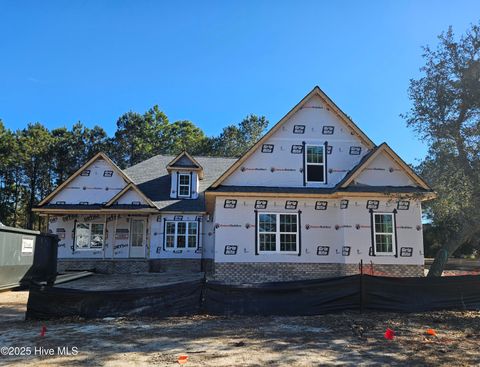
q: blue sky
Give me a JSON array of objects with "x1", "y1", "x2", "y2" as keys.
[{"x1": 1, "y1": 1, "x2": 479, "y2": 164}]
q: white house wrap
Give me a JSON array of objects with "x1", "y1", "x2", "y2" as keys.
[{"x1": 34, "y1": 86, "x2": 435, "y2": 282}]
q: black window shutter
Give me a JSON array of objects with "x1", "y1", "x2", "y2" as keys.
[
  {"x1": 302, "y1": 141, "x2": 306, "y2": 186},
  {"x1": 324, "y1": 141, "x2": 328, "y2": 185},
  {"x1": 393, "y1": 209, "x2": 398, "y2": 258},
  {"x1": 72, "y1": 219, "x2": 77, "y2": 254},
  {"x1": 189, "y1": 172, "x2": 193, "y2": 198},
  {"x1": 254, "y1": 210, "x2": 259, "y2": 255},
  {"x1": 369, "y1": 209, "x2": 376, "y2": 256},
  {"x1": 175, "y1": 171, "x2": 179, "y2": 198},
  {"x1": 297, "y1": 210, "x2": 302, "y2": 256},
  {"x1": 162, "y1": 218, "x2": 167, "y2": 251}
]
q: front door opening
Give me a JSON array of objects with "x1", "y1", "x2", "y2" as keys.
[{"x1": 129, "y1": 219, "x2": 146, "y2": 258}]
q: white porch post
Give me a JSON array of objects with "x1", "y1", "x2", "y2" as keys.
[
  {"x1": 112, "y1": 214, "x2": 118, "y2": 260},
  {"x1": 103, "y1": 214, "x2": 107, "y2": 260}
]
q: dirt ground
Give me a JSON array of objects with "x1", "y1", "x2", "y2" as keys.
[{"x1": 0, "y1": 291, "x2": 479, "y2": 366}]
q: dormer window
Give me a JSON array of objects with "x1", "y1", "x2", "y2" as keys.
[
  {"x1": 178, "y1": 173, "x2": 191, "y2": 197},
  {"x1": 167, "y1": 151, "x2": 203, "y2": 200}
]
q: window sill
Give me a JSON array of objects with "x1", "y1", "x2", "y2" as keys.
[
  {"x1": 164, "y1": 248, "x2": 198, "y2": 251},
  {"x1": 74, "y1": 248, "x2": 104, "y2": 251}
]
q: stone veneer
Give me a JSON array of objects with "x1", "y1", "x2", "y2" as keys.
[{"x1": 212, "y1": 262, "x2": 424, "y2": 283}]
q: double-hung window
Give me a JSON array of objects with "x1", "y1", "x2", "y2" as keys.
[
  {"x1": 257, "y1": 213, "x2": 299, "y2": 254},
  {"x1": 75, "y1": 223, "x2": 105, "y2": 250},
  {"x1": 165, "y1": 221, "x2": 198, "y2": 249},
  {"x1": 373, "y1": 213, "x2": 396, "y2": 255},
  {"x1": 305, "y1": 145, "x2": 325, "y2": 183},
  {"x1": 178, "y1": 173, "x2": 191, "y2": 197}
]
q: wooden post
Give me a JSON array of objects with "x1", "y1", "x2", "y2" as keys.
[
  {"x1": 145, "y1": 216, "x2": 149, "y2": 259},
  {"x1": 112, "y1": 214, "x2": 118, "y2": 260},
  {"x1": 103, "y1": 214, "x2": 107, "y2": 260}
]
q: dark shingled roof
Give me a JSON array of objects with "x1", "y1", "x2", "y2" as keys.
[
  {"x1": 124, "y1": 155, "x2": 237, "y2": 212},
  {"x1": 210, "y1": 185, "x2": 433, "y2": 195},
  {"x1": 42, "y1": 204, "x2": 153, "y2": 210},
  {"x1": 42, "y1": 204, "x2": 105, "y2": 210},
  {"x1": 210, "y1": 186, "x2": 336, "y2": 194}
]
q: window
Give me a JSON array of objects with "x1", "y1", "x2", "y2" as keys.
[
  {"x1": 165, "y1": 221, "x2": 198, "y2": 249},
  {"x1": 373, "y1": 213, "x2": 396, "y2": 255},
  {"x1": 75, "y1": 223, "x2": 104, "y2": 250},
  {"x1": 178, "y1": 173, "x2": 191, "y2": 197},
  {"x1": 257, "y1": 213, "x2": 298, "y2": 254},
  {"x1": 305, "y1": 145, "x2": 325, "y2": 183}
]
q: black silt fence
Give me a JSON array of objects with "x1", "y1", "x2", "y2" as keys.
[
  {"x1": 203, "y1": 275, "x2": 480, "y2": 316},
  {"x1": 26, "y1": 275, "x2": 480, "y2": 319},
  {"x1": 26, "y1": 279, "x2": 204, "y2": 320}
]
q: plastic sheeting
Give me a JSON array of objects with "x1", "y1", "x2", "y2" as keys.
[{"x1": 26, "y1": 275, "x2": 480, "y2": 319}]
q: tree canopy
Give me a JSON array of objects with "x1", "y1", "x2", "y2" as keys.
[
  {"x1": 210, "y1": 114, "x2": 269, "y2": 157},
  {"x1": 404, "y1": 23, "x2": 480, "y2": 275}
]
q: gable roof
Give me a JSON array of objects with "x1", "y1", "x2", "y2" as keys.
[
  {"x1": 339, "y1": 143, "x2": 431, "y2": 190},
  {"x1": 105, "y1": 182, "x2": 156, "y2": 208},
  {"x1": 210, "y1": 86, "x2": 376, "y2": 188},
  {"x1": 38, "y1": 152, "x2": 133, "y2": 207},
  {"x1": 36, "y1": 152, "x2": 236, "y2": 213},
  {"x1": 167, "y1": 151, "x2": 202, "y2": 169},
  {"x1": 167, "y1": 151, "x2": 205, "y2": 179}
]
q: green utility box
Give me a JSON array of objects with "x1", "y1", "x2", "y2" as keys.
[{"x1": 0, "y1": 225, "x2": 58, "y2": 290}]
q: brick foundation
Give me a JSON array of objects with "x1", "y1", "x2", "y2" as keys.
[
  {"x1": 361, "y1": 263, "x2": 425, "y2": 277},
  {"x1": 212, "y1": 262, "x2": 424, "y2": 283},
  {"x1": 57, "y1": 258, "x2": 207, "y2": 274},
  {"x1": 58, "y1": 259, "x2": 423, "y2": 279},
  {"x1": 57, "y1": 259, "x2": 150, "y2": 274},
  {"x1": 149, "y1": 259, "x2": 202, "y2": 273}
]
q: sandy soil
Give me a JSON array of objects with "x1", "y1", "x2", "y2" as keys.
[
  {"x1": 0, "y1": 290, "x2": 28, "y2": 323},
  {"x1": 0, "y1": 291, "x2": 479, "y2": 366}
]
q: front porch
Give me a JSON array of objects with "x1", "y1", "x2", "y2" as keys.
[
  {"x1": 52, "y1": 271, "x2": 205, "y2": 291},
  {"x1": 57, "y1": 258, "x2": 213, "y2": 274}
]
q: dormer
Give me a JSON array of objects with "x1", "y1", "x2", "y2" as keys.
[{"x1": 167, "y1": 152, "x2": 203, "y2": 199}]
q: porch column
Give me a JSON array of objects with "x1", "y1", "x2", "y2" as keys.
[
  {"x1": 103, "y1": 214, "x2": 107, "y2": 260},
  {"x1": 112, "y1": 214, "x2": 118, "y2": 260}
]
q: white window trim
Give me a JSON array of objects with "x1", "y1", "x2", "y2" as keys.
[
  {"x1": 75, "y1": 222, "x2": 105, "y2": 251},
  {"x1": 178, "y1": 173, "x2": 191, "y2": 197},
  {"x1": 305, "y1": 144, "x2": 326, "y2": 184},
  {"x1": 165, "y1": 220, "x2": 198, "y2": 250},
  {"x1": 257, "y1": 212, "x2": 299, "y2": 255},
  {"x1": 373, "y1": 212, "x2": 396, "y2": 256}
]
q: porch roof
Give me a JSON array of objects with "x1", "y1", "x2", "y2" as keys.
[{"x1": 33, "y1": 203, "x2": 158, "y2": 215}]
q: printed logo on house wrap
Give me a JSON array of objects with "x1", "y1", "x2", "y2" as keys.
[{"x1": 224, "y1": 245, "x2": 238, "y2": 255}]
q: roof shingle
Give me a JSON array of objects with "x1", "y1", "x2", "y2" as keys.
[{"x1": 124, "y1": 155, "x2": 237, "y2": 212}]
